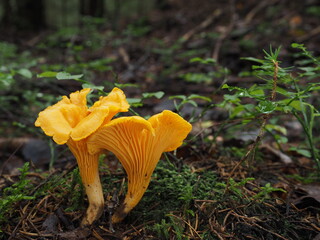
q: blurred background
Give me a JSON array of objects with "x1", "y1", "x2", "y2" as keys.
[
  {"x1": 0, "y1": 0, "x2": 319, "y2": 171},
  {"x1": 0, "y1": 1, "x2": 320, "y2": 239},
  {"x1": 0, "y1": 0, "x2": 319, "y2": 172}
]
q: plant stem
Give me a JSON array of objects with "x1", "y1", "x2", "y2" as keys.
[
  {"x1": 293, "y1": 111, "x2": 320, "y2": 173},
  {"x1": 292, "y1": 78, "x2": 320, "y2": 174},
  {"x1": 227, "y1": 58, "x2": 279, "y2": 190}
]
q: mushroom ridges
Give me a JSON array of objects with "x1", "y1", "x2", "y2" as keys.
[{"x1": 87, "y1": 110, "x2": 192, "y2": 223}]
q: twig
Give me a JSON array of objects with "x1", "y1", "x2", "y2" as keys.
[
  {"x1": 270, "y1": 60, "x2": 278, "y2": 101},
  {"x1": 244, "y1": 0, "x2": 279, "y2": 25},
  {"x1": 16, "y1": 231, "x2": 53, "y2": 238},
  {"x1": 208, "y1": 218, "x2": 227, "y2": 240},
  {"x1": 27, "y1": 218, "x2": 42, "y2": 237},
  {"x1": 8, "y1": 201, "x2": 33, "y2": 240},
  {"x1": 261, "y1": 144, "x2": 293, "y2": 164},
  {"x1": 212, "y1": 0, "x2": 236, "y2": 62},
  {"x1": 297, "y1": 25, "x2": 320, "y2": 42},
  {"x1": 182, "y1": 9, "x2": 222, "y2": 41},
  {"x1": 251, "y1": 222, "x2": 289, "y2": 240},
  {"x1": 0, "y1": 141, "x2": 24, "y2": 176},
  {"x1": 92, "y1": 229, "x2": 105, "y2": 240},
  {"x1": 121, "y1": 220, "x2": 155, "y2": 236},
  {"x1": 169, "y1": 214, "x2": 202, "y2": 239}
]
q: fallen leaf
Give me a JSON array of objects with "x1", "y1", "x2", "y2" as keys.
[
  {"x1": 42, "y1": 213, "x2": 59, "y2": 233},
  {"x1": 293, "y1": 184, "x2": 320, "y2": 209}
]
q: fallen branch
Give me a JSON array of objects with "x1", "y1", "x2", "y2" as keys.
[
  {"x1": 182, "y1": 9, "x2": 222, "y2": 41},
  {"x1": 212, "y1": 0, "x2": 236, "y2": 62}
]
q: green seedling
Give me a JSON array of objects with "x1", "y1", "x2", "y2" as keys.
[
  {"x1": 0, "y1": 163, "x2": 34, "y2": 227},
  {"x1": 221, "y1": 45, "x2": 320, "y2": 173},
  {"x1": 253, "y1": 183, "x2": 286, "y2": 202}
]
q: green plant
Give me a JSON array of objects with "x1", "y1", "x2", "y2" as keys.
[
  {"x1": 152, "y1": 219, "x2": 171, "y2": 239},
  {"x1": 150, "y1": 41, "x2": 211, "y2": 82},
  {"x1": 151, "y1": 38, "x2": 184, "y2": 77},
  {"x1": 123, "y1": 17, "x2": 151, "y2": 38},
  {"x1": 221, "y1": 45, "x2": 320, "y2": 173},
  {"x1": 150, "y1": 215, "x2": 188, "y2": 240},
  {"x1": 290, "y1": 43, "x2": 320, "y2": 169},
  {"x1": 64, "y1": 168, "x2": 85, "y2": 212},
  {"x1": 180, "y1": 57, "x2": 229, "y2": 85},
  {"x1": 127, "y1": 91, "x2": 165, "y2": 109},
  {"x1": 305, "y1": 6, "x2": 320, "y2": 17},
  {"x1": 216, "y1": 177, "x2": 255, "y2": 199},
  {"x1": 253, "y1": 183, "x2": 286, "y2": 202},
  {"x1": 169, "y1": 94, "x2": 212, "y2": 123},
  {"x1": 0, "y1": 163, "x2": 35, "y2": 226},
  {"x1": 130, "y1": 159, "x2": 217, "y2": 223},
  {"x1": 37, "y1": 70, "x2": 105, "y2": 98}
]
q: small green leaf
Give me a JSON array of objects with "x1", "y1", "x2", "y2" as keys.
[
  {"x1": 127, "y1": 98, "x2": 142, "y2": 105},
  {"x1": 257, "y1": 101, "x2": 276, "y2": 114},
  {"x1": 37, "y1": 71, "x2": 58, "y2": 78},
  {"x1": 127, "y1": 98, "x2": 141, "y2": 103},
  {"x1": 230, "y1": 105, "x2": 245, "y2": 118},
  {"x1": 241, "y1": 57, "x2": 264, "y2": 64},
  {"x1": 282, "y1": 106, "x2": 293, "y2": 113},
  {"x1": 82, "y1": 83, "x2": 104, "y2": 91},
  {"x1": 308, "y1": 84, "x2": 320, "y2": 91},
  {"x1": 291, "y1": 43, "x2": 304, "y2": 49},
  {"x1": 114, "y1": 83, "x2": 139, "y2": 88},
  {"x1": 169, "y1": 95, "x2": 187, "y2": 101},
  {"x1": 188, "y1": 94, "x2": 211, "y2": 102},
  {"x1": 222, "y1": 84, "x2": 230, "y2": 89},
  {"x1": 274, "y1": 135, "x2": 288, "y2": 144},
  {"x1": 187, "y1": 100, "x2": 198, "y2": 107},
  {"x1": 249, "y1": 88, "x2": 264, "y2": 97},
  {"x1": 223, "y1": 94, "x2": 240, "y2": 103},
  {"x1": 17, "y1": 68, "x2": 32, "y2": 79},
  {"x1": 142, "y1": 91, "x2": 165, "y2": 99},
  {"x1": 279, "y1": 99, "x2": 302, "y2": 111},
  {"x1": 289, "y1": 147, "x2": 312, "y2": 158},
  {"x1": 276, "y1": 86, "x2": 295, "y2": 97},
  {"x1": 265, "y1": 124, "x2": 287, "y2": 135},
  {"x1": 299, "y1": 67, "x2": 316, "y2": 76},
  {"x1": 190, "y1": 57, "x2": 216, "y2": 65},
  {"x1": 0, "y1": 73, "x2": 14, "y2": 88},
  {"x1": 289, "y1": 100, "x2": 303, "y2": 111},
  {"x1": 299, "y1": 67, "x2": 316, "y2": 73},
  {"x1": 181, "y1": 72, "x2": 212, "y2": 83},
  {"x1": 56, "y1": 72, "x2": 83, "y2": 80}
]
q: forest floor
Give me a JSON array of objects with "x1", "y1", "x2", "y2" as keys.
[{"x1": 0, "y1": 0, "x2": 320, "y2": 239}]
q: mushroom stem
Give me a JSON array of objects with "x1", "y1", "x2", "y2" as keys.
[
  {"x1": 111, "y1": 185, "x2": 148, "y2": 223},
  {"x1": 111, "y1": 203, "x2": 130, "y2": 224},
  {"x1": 81, "y1": 171, "x2": 104, "y2": 226},
  {"x1": 67, "y1": 140, "x2": 104, "y2": 226}
]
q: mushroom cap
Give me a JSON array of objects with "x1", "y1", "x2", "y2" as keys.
[
  {"x1": 87, "y1": 110, "x2": 192, "y2": 220},
  {"x1": 91, "y1": 87, "x2": 130, "y2": 112},
  {"x1": 88, "y1": 110, "x2": 191, "y2": 156},
  {"x1": 35, "y1": 88, "x2": 129, "y2": 144},
  {"x1": 148, "y1": 110, "x2": 192, "y2": 152},
  {"x1": 34, "y1": 88, "x2": 129, "y2": 226},
  {"x1": 35, "y1": 88, "x2": 91, "y2": 144}
]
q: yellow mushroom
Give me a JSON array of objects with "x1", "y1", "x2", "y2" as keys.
[
  {"x1": 35, "y1": 87, "x2": 129, "y2": 226},
  {"x1": 87, "y1": 110, "x2": 192, "y2": 223}
]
